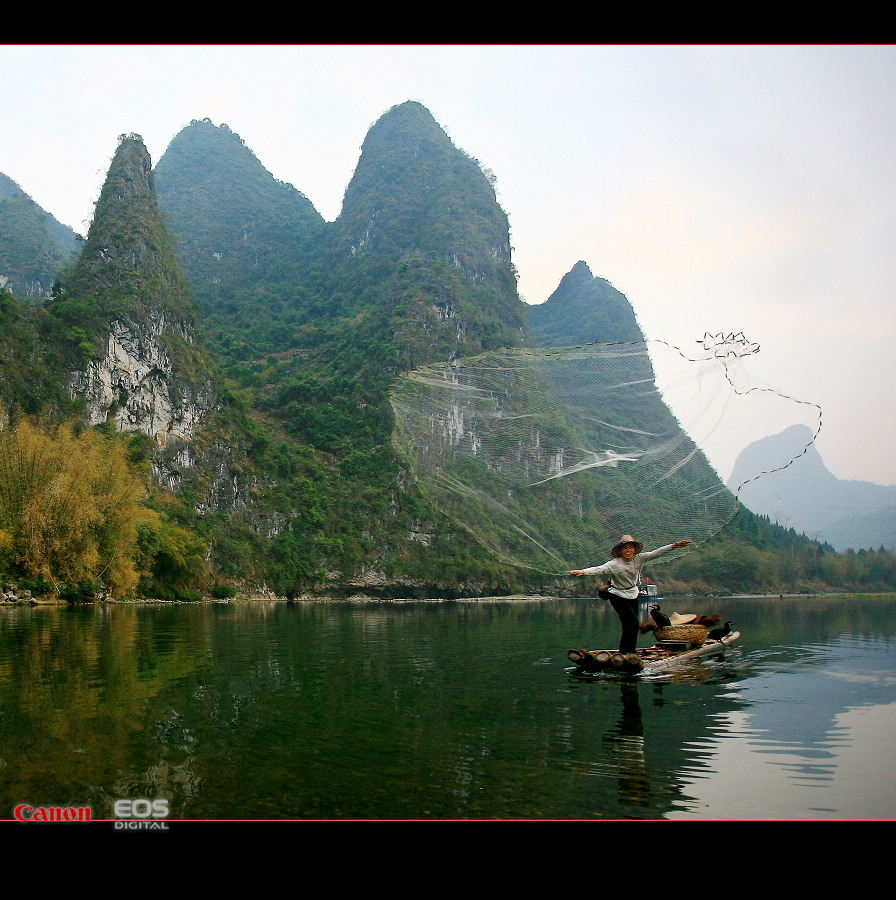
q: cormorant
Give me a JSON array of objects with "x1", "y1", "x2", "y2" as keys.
[
  {"x1": 708, "y1": 621, "x2": 734, "y2": 642},
  {"x1": 650, "y1": 605, "x2": 672, "y2": 627}
]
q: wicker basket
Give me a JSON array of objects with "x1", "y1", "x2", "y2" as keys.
[{"x1": 655, "y1": 624, "x2": 708, "y2": 647}]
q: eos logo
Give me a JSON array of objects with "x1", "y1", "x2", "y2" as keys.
[{"x1": 114, "y1": 798, "x2": 169, "y2": 819}]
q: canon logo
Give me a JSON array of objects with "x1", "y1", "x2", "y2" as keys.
[{"x1": 14, "y1": 804, "x2": 91, "y2": 822}]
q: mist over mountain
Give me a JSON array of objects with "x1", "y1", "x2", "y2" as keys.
[{"x1": 729, "y1": 424, "x2": 896, "y2": 550}]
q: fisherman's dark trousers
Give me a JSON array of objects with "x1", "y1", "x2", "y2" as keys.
[{"x1": 599, "y1": 589, "x2": 639, "y2": 654}]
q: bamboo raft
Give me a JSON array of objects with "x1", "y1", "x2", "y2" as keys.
[{"x1": 567, "y1": 629, "x2": 741, "y2": 676}]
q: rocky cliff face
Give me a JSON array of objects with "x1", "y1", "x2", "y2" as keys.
[
  {"x1": 71, "y1": 310, "x2": 210, "y2": 443},
  {"x1": 68, "y1": 308, "x2": 218, "y2": 487}
]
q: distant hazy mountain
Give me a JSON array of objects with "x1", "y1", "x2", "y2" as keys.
[
  {"x1": 728, "y1": 424, "x2": 896, "y2": 550},
  {"x1": 0, "y1": 172, "x2": 80, "y2": 299}
]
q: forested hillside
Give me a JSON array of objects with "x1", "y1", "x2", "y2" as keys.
[
  {"x1": 2, "y1": 101, "x2": 894, "y2": 601},
  {"x1": 152, "y1": 103, "x2": 534, "y2": 599}
]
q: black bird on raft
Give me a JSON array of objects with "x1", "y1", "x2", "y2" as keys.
[
  {"x1": 708, "y1": 621, "x2": 734, "y2": 642},
  {"x1": 650, "y1": 604, "x2": 672, "y2": 627}
]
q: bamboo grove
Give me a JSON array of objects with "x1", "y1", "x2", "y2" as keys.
[{"x1": 0, "y1": 415, "x2": 207, "y2": 600}]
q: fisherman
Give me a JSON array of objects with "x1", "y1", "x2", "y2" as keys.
[{"x1": 571, "y1": 535, "x2": 692, "y2": 654}]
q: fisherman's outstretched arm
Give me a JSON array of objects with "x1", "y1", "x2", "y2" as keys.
[{"x1": 640, "y1": 539, "x2": 692, "y2": 561}]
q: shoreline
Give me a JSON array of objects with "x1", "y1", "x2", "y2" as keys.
[{"x1": 6, "y1": 590, "x2": 896, "y2": 607}]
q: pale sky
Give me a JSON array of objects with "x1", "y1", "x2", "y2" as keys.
[{"x1": 3, "y1": 44, "x2": 894, "y2": 486}]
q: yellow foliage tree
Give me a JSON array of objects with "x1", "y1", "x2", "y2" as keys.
[{"x1": 0, "y1": 417, "x2": 156, "y2": 597}]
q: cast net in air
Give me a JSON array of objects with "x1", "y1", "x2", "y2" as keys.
[{"x1": 388, "y1": 334, "x2": 821, "y2": 575}]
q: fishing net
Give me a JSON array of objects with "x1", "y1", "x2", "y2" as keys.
[{"x1": 388, "y1": 334, "x2": 821, "y2": 574}]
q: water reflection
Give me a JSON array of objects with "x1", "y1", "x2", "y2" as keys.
[
  {"x1": 665, "y1": 628, "x2": 896, "y2": 820},
  {"x1": 0, "y1": 596, "x2": 893, "y2": 819},
  {"x1": 604, "y1": 684, "x2": 651, "y2": 813},
  {"x1": 666, "y1": 700, "x2": 896, "y2": 820}
]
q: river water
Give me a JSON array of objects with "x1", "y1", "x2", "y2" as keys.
[{"x1": 1, "y1": 594, "x2": 893, "y2": 821}]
